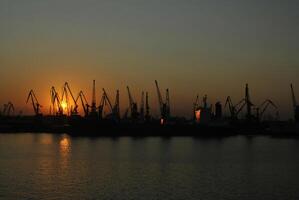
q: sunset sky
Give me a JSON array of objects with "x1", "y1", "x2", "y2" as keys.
[{"x1": 0, "y1": 0, "x2": 298, "y2": 119}]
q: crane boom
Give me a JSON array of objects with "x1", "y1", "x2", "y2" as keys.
[
  {"x1": 63, "y1": 82, "x2": 78, "y2": 114},
  {"x1": 145, "y1": 92, "x2": 150, "y2": 120},
  {"x1": 155, "y1": 80, "x2": 163, "y2": 113},
  {"x1": 127, "y1": 86, "x2": 134, "y2": 108},
  {"x1": 50, "y1": 87, "x2": 63, "y2": 115},
  {"x1": 26, "y1": 90, "x2": 42, "y2": 116},
  {"x1": 76, "y1": 91, "x2": 89, "y2": 117},
  {"x1": 291, "y1": 84, "x2": 297, "y2": 108},
  {"x1": 103, "y1": 88, "x2": 113, "y2": 111},
  {"x1": 113, "y1": 90, "x2": 120, "y2": 120},
  {"x1": 140, "y1": 91, "x2": 145, "y2": 118}
]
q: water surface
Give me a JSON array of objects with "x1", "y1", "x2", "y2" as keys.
[{"x1": 0, "y1": 133, "x2": 299, "y2": 199}]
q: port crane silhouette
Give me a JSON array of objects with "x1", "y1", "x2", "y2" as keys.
[
  {"x1": 255, "y1": 99, "x2": 278, "y2": 121},
  {"x1": 98, "y1": 88, "x2": 113, "y2": 119},
  {"x1": 62, "y1": 82, "x2": 78, "y2": 116},
  {"x1": 127, "y1": 86, "x2": 139, "y2": 120},
  {"x1": 26, "y1": 90, "x2": 42, "y2": 116},
  {"x1": 76, "y1": 91, "x2": 90, "y2": 117},
  {"x1": 290, "y1": 84, "x2": 299, "y2": 121},
  {"x1": 50, "y1": 87, "x2": 63, "y2": 116},
  {"x1": 1, "y1": 102, "x2": 14, "y2": 116},
  {"x1": 155, "y1": 80, "x2": 170, "y2": 123}
]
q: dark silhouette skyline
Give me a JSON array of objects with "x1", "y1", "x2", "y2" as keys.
[{"x1": 0, "y1": 0, "x2": 298, "y2": 119}]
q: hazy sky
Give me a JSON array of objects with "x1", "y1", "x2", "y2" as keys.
[{"x1": 0, "y1": 0, "x2": 298, "y2": 119}]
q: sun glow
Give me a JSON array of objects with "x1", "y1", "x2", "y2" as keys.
[{"x1": 61, "y1": 101, "x2": 67, "y2": 110}]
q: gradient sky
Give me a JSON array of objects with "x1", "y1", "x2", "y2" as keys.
[{"x1": 0, "y1": 0, "x2": 299, "y2": 119}]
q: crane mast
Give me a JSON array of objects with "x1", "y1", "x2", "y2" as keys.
[
  {"x1": 155, "y1": 80, "x2": 170, "y2": 122},
  {"x1": 76, "y1": 91, "x2": 90, "y2": 117},
  {"x1": 140, "y1": 91, "x2": 145, "y2": 119},
  {"x1": 63, "y1": 82, "x2": 78, "y2": 115},
  {"x1": 245, "y1": 84, "x2": 253, "y2": 120},
  {"x1": 113, "y1": 90, "x2": 120, "y2": 120},
  {"x1": 291, "y1": 84, "x2": 297, "y2": 108},
  {"x1": 99, "y1": 88, "x2": 113, "y2": 118},
  {"x1": 90, "y1": 80, "x2": 97, "y2": 116},
  {"x1": 290, "y1": 84, "x2": 299, "y2": 122},
  {"x1": 145, "y1": 92, "x2": 150, "y2": 120},
  {"x1": 127, "y1": 86, "x2": 138, "y2": 119},
  {"x1": 26, "y1": 90, "x2": 42, "y2": 116},
  {"x1": 155, "y1": 80, "x2": 163, "y2": 115},
  {"x1": 256, "y1": 99, "x2": 277, "y2": 121},
  {"x1": 50, "y1": 87, "x2": 63, "y2": 115}
]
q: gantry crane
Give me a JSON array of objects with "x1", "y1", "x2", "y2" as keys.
[
  {"x1": 225, "y1": 96, "x2": 248, "y2": 119},
  {"x1": 50, "y1": 87, "x2": 63, "y2": 116},
  {"x1": 255, "y1": 99, "x2": 278, "y2": 121},
  {"x1": 76, "y1": 91, "x2": 90, "y2": 117},
  {"x1": 62, "y1": 82, "x2": 78, "y2": 115},
  {"x1": 290, "y1": 84, "x2": 299, "y2": 121},
  {"x1": 155, "y1": 80, "x2": 170, "y2": 123},
  {"x1": 224, "y1": 84, "x2": 254, "y2": 120},
  {"x1": 127, "y1": 86, "x2": 139, "y2": 119},
  {"x1": 98, "y1": 88, "x2": 113, "y2": 119},
  {"x1": 2, "y1": 102, "x2": 14, "y2": 116},
  {"x1": 89, "y1": 80, "x2": 98, "y2": 117},
  {"x1": 26, "y1": 90, "x2": 42, "y2": 116},
  {"x1": 145, "y1": 92, "x2": 150, "y2": 121},
  {"x1": 245, "y1": 84, "x2": 254, "y2": 120},
  {"x1": 140, "y1": 91, "x2": 145, "y2": 119},
  {"x1": 113, "y1": 90, "x2": 120, "y2": 120}
]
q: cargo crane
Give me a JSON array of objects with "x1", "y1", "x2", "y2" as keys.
[
  {"x1": 140, "y1": 91, "x2": 145, "y2": 119},
  {"x1": 127, "y1": 86, "x2": 139, "y2": 120},
  {"x1": 76, "y1": 91, "x2": 90, "y2": 117},
  {"x1": 2, "y1": 102, "x2": 14, "y2": 116},
  {"x1": 26, "y1": 90, "x2": 42, "y2": 116},
  {"x1": 155, "y1": 80, "x2": 170, "y2": 124},
  {"x1": 62, "y1": 82, "x2": 78, "y2": 116},
  {"x1": 245, "y1": 84, "x2": 254, "y2": 120},
  {"x1": 50, "y1": 87, "x2": 63, "y2": 116},
  {"x1": 255, "y1": 99, "x2": 278, "y2": 121},
  {"x1": 225, "y1": 96, "x2": 247, "y2": 119},
  {"x1": 290, "y1": 84, "x2": 299, "y2": 122},
  {"x1": 225, "y1": 96, "x2": 236, "y2": 119},
  {"x1": 112, "y1": 90, "x2": 120, "y2": 121},
  {"x1": 145, "y1": 92, "x2": 150, "y2": 121},
  {"x1": 89, "y1": 80, "x2": 98, "y2": 117},
  {"x1": 98, "y1": 88, "x2": 113, "y2": 119}
]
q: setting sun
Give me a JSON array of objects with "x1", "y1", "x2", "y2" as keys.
[{"x1": 61, "y1": 101, "x2": 67, "y2": 110}]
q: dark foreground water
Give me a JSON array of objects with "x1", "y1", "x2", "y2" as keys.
[{"x1": 0, "y1": 133, "x2": 299, "y2": 200}]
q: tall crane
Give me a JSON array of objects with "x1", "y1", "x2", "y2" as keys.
[
  {"x1": 98, "y1": 88, "x2": 113, "y2": 119},
  {"x1": 112, "y1": 90, "x2": 120, "y2": 120},
  {"x1": 76, "y1": 91, "x2": 90, "y2": 117},
  {"x1": 90, "y1": 80, "x2": 97, "y2": 116},
  {"x1": 245, "y1": 84, "x2": 254, "y2": 120},
  {"x1": 155, "y1": 80, "x2": 170, "y2": 123},
  {"x1": 225, "y1": 96, "x2": 236, "y2": 119},
  {"x1": 145, "y1": 92, "x2": 150, "y2": 121},
  {"x1": 140, "y1": 91, "x2": 145, "y2": 119},
  {"x1": 62, "y1": 82, "x2": 78, "y2": 115},
  {"x1": 224, "y1": 96, "x2": 247, "y2": 119},
  {"x1": 290, "y1": 84, "x2": 299, "y2": 121},
  {"x1": 26, "y1": 90, "x2": 42, "y2": 116},
  {"x1": 50, "y1": 87, "x2": 63, "y2": 116},
  {"x1": 127, "y1": 86, "x2": 138, "y2": 119},
  {"x1": 255, "y1": 99, "x2": 278, "y2": 121},
  {"x1": 2, "y1": 102, "x2": 14, "y2": 116}
]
